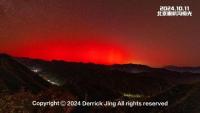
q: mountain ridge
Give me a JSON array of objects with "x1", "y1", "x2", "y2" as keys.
[{"x1": 0, "y1": 53, "x2": 50, "y2": 93}]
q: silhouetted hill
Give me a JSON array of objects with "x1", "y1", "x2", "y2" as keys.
[
  {"x1": 111, "y1": 64, "x2": 152, "y2": 73},
  {"x1": 17, "y1": 58, "x2": 172, "y2": 98},
  {"x1": 0, "y1": 54, "x2": 50, "y2": 93},
  {"x1": 16, "y1": 57, "x2": 200, "y2": 101},
  {"x1": 165, "y1": 65, "x2": 200, "y2": 74},
  {"x1": 0, "y1": 54, "x2": 198, "y2": 113}
]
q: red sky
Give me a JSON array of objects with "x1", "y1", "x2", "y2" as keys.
[
  {"x1": 0, "y1": 0, "x2": 200, "y2": 67},
  {"x1": 3, "y1": 37, "x2": 130, "y2": 64}
]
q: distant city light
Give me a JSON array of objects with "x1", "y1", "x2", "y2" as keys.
[
  {"x1": 123, "y1": 93, "x2": 147, "y2": 98},
  {"x1": 47, "y1": 79, "x2": 60, "y2": 86},
  {"x1": 31, "y1": 67, "x2": 41, "y2": 73}
]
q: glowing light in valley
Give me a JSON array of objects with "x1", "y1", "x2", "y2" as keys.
[
  {"x1": 31, "y1": 68, "x2": 41, "y2": 73},
  {"x1": 123, "y1": 93, "x2": 149, "y2": 98}
]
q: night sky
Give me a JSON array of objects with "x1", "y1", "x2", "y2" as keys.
[{"x1": 0, "y1": 0, "x2": 199, "y2": 67}]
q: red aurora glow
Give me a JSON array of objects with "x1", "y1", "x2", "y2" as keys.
[
  {"x1": 6, "y1": 39, "x2": 129, "y2": 64},
  {"x1": 0, "y1": 0, "x2": 199, "y2": 66}
]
